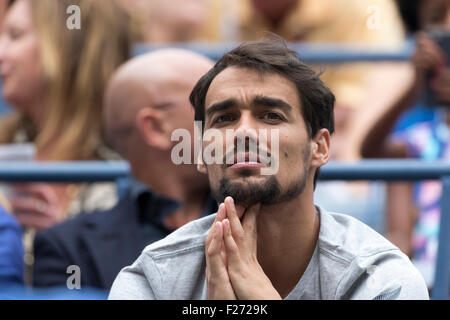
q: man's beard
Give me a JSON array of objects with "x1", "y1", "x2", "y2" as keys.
[{"x1": 211, "y1": 166, "x2": 308, "y2": 208}]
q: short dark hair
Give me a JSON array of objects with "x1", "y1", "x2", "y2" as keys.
[{"x1": 189, "y1": 36, "x2": 335, "y2": 188}]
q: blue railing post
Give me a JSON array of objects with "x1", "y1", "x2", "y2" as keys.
[
  {"x1": 432, "y1": 176, "x2": 450, "y2": 299},
  {"x1": 115, "y1": 176, "x2": 131, "y2": 200}
]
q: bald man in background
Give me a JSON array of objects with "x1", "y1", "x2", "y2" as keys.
[{"x1": 32, "y1": 49, "x2": 216, "y2": 290}]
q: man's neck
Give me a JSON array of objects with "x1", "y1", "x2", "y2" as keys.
[{"x1": 256, "y1": 193, "x2": 320, "y2": 298}]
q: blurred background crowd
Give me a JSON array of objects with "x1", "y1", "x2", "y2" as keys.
[{"x1": 0, "y1": 0, "x2": 449, "y2": 298}]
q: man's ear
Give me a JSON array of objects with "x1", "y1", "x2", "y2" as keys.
[
  {"x1": 310, "y1": 128, "x2": 331, "y2": 168},
  {"x1": 194, "y1": 123, "x2": 208, "y2": 174},
  {"x1": 136, "y1": 107, "x2": 172, "y2": 150},
  {"x1": 196, "y1": 147, "x2": 207, "y2": 174}
]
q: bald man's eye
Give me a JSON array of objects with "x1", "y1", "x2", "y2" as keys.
[{"x1": 7, "y1": 27, "x2": 24, "y2": 40}]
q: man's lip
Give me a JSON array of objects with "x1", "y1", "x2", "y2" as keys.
[
  {"x1": 229, "y1": 162, "x2": 265, "y2": 169},
  {"x1": 227, "y1": 152, "x2": 262, "y2": 167}
]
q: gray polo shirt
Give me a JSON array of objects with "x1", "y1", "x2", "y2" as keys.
[{"x1": 108, "y1": 206, "x2": 429, "y2": 300}]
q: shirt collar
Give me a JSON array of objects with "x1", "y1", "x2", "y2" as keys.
[{"x1": 128, "y1": 178, "x2": 217, "y2": 228}]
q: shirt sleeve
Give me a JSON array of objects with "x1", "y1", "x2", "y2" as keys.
[
  {"x1": 335, "y1": 249, "x2": 430, "y2": 300},
  {"x1": 108, "y1": 255, "x2": 157, "y2": 300}
]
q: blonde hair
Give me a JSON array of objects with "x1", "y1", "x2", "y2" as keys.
[
  {"x1": 28, "y1": 0, "x2": 137, "y2": 160},
  {"x1": 0, "y1": 190, "x2": 11, "y2": 212}
]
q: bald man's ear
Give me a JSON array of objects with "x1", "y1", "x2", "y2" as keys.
[
  {"x1": 136, "y1": 107, "x2": 172, "y2": 150},
  {"x1": 310, "y1": 128, "x2": 331, "y2": 169}
]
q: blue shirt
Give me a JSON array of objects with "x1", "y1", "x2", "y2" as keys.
[{"x1": 0, "y1": 206, "x2": 24, "y2": 285}]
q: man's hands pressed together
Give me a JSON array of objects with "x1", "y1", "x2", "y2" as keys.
[
  {"x1": 205, "y1": 201, "x2": 237, "y2": 300},
  {"x1": 205, "y1": 196, "x2": 282, "y2": 300}
]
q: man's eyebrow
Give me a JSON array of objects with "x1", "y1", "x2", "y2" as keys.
[
  {"x1": 205, "y1": 99, "x2": 237, "y2": 118},
  {"x1": 252, "y1": 95, "x2": 293, "y2": 112}
]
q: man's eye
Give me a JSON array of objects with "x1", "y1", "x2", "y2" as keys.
[
  {"x1": 262, "y1": 112, "x2": 283, "y2": 121},
  {"x1": 212, "y1": 114, "x2": 235, "y2": 124}
]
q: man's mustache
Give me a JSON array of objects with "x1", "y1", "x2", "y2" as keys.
[{"x1": 223, "y1": 144, "x2": 272, "y2": 165}]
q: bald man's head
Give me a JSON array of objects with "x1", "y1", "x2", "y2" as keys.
[{"x1": 104, "y1": 49, "x2": 213, "y2": 157}]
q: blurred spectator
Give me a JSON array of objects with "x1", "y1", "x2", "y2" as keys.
[
  {"x1": 361, "y1": 0, "x2": 450, "y2": 288},
  {"x1": 0, "y1": 0, "x2": 7, "y2": 23},
  {"x1": 395, "y1": 0, "x2": 421, "y2": 34},
  {"x1": 0, "y1": 0, "x2": 136, "y2": 226},
  {"x1": 205, "y1": 0, "x2": 405, "y2": 121},
  {"x1": 0, "y1": 204, "x2": 24, "y2": 285},
  {"x1": 32, "y1": 49, "x2": 216, "y2": 290},
  {"x1": 0, "y1": 186, "x2": 9, "y2": 213},
  {"x1": 0, "y1": 0, "x2": 10, "y2": 115},
  {"x1": 0, "y1": 0, "x2": 136, "y2": 285},
  {"x1": 117, "y1": 0, "x2": 211, "y2": 43}
]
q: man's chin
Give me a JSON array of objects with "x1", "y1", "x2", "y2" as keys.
[{"x1": 214, "y1": 174, "x2": 281, "y2": 210}]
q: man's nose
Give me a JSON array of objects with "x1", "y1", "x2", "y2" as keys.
[
  {"x1": 233, "y1": 113, "x2": 259, "y2": 151},
  {"x1": 235, "y1": 112, "x2": 258, "y2": 133}
]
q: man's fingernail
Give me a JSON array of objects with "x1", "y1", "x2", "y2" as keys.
[{"x1": 223, "y1": 219, "x2": 229, "y2": 231}]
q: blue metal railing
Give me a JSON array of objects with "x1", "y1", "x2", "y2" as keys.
[
  {"x1": 320, "y1": 159, "x2": 450, "y2": 180},
  {"x1": 0, "y1": 161, "x2": 130, "y2": 182},
  {"x1": 134, "y1": 40, "x2": 415, "y2": 63},
  {"x1": 1, "y1": 159, "x2": 448, "y2": 181},
  {"x1": 0, "y1": 159, "x2": 448, "y2": 299},
  {"x1": 0, "y1": 161, "x2": 132, "y2": 200}
]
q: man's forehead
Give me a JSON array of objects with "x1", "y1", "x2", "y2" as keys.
[{"x1": 205, "y1": 67, "x2": 300, "y2": 108}]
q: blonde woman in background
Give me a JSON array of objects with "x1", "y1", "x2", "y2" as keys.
[
  {"x1": 0, "y1": 0, "x2": 7, "y2": 24},
  {"x1": 0, "y1": 0, "x2": 138, "y2": 284},
  {"x1": 0, "y1": 0, "x2": 10, "y2": 214},
  {"x1": 0, "y1": 0, "x2": 137, "y2": 224}
]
